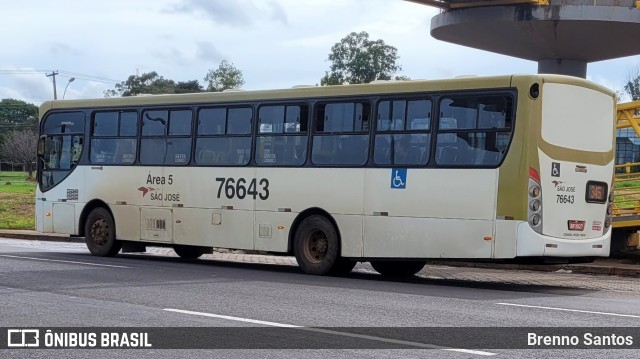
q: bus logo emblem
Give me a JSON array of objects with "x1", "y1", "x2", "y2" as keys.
[
  {"x1": 551, "y1": 162, "x2": 560, "y2": 177},
  {"x1": 138, "y1": 187, "x2": 156, "y2": 197},
  {"x1": 568, "y1": 220, "x2": 585, "y2": 231}
]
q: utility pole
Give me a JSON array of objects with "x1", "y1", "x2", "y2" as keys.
[{"x1": 46, "y1": 71, "x2": 59, "y2": 100}]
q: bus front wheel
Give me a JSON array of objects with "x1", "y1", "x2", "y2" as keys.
[
  {"x1": 370, "y1": 260, "x2": 426, "y2": 277},
  {"x1": 174, "y1": 245, "x2": 209, "y2": 259},
  {"x1": 84, "y1": 207, "x2": 121, "y2": 257},
  {"x1": 294, "y1": 215, "x2": 352, "y2": 276}
]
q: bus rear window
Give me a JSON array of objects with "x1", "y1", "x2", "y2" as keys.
[{"x1": 541, "y1": 83, "x2": 614, "y2": 152}]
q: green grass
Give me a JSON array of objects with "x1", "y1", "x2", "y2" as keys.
[
  {"x1": 0, "y1": 172, "x2": 36, "y2": 229},
  {"x1": 616, "y1": 180, "x2": 640, "y2": 188}
]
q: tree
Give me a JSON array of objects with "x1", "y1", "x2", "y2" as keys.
[
  {"x1": 0, "y1": 99, "x2": 38, "y2": 134},
  {"x1": 624, "y1": 68, "x2": 640, "y2": 101},
  {"x1": 104, "y1": 71, "x2": 202, "y2": 97},
  {"x1": 204, "y1": 60, "x2": 245, "y2": 92},
  {"x1": 175, "y1": 80, "x2": 204, "y2": 94},
  {"x1": 0, "y1": 130, "x2": 37, "y2": 178},
  {"x1": 320, "y1": 31, "x2": 402, "y2": 86}
]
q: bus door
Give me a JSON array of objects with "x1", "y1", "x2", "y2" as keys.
[{"x1": 36, "y1": 112, "x2": 85, "y2": 234}]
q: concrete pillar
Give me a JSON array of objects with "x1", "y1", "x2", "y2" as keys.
[{"x1": 537, "y1": 59, "x2": 587, "y2": 78}]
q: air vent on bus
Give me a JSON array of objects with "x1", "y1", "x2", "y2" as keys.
[{"x1": 145, "y1": 218, "x2": 166, "y2": 231}]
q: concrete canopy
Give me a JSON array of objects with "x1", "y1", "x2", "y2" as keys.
[{"x1": 427, "y1": 1, "x2": 640, "y2": 77}]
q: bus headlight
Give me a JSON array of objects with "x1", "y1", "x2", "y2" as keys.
[
  {"x1": 529, "y1": 214, "x2": 541, "y2": 227},
  {"x1": 604, "y1": 218, "x2": 611, "y2": 229},
  {"x1": 608, "y1": 191, "x2": 614, "y2": 203},
  {"x1": 529, "y1": 185, "x2": 541, "y2": 198},
  {"x1": 529, "y1": 199, "x2": 541, "y2": 212},
  {"x1": 607, "y1": 204, "x2": 613, "y2": 216}
]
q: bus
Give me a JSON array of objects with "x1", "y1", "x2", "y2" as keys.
[{"x1": 35, "y1": 74, "x2": 616, "y2": 276}]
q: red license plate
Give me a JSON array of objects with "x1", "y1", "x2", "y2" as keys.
[{"x1": 568, "y1": 220, "x2": 585, "y2": 231}]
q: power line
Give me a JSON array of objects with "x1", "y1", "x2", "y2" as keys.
[
  {"x1": 0, "y1": 69, "x2": 121, "y2": 84},
  {"x1": 57, "y1": 71, "x2": 120, "y2": 84}
]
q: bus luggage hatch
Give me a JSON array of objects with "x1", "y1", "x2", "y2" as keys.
[{"x1": 140, "y1": 208, "x2": 173, "y2": 242}]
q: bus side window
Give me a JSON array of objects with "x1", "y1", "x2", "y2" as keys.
[
  {"x1": 374, "y1": 135, "x2": 391, "y2": 164},
  {"x1": 140, "y1": 139, "x2": 167, "y2": 165},
  {"x1": 71, "y1": 136, "x2": 83, "y2": 165},
  {"x1": 454, "y1": 135, "x2": 472, "y2": 165},
  {"x1": 436, "y1": 117, "x2": 458, "y2": 165},
  {"x1": 436, "y1": 95, "x2": 513, "y2": 167},
  {"x1": 197, "y1": 149, "x2": 216, "y2": 164},
  {"x1": 230, "y1": 137, "x2": 251, "y2": 165},
  {"x1": 336, "y1": 135, "x2": 368, "y2": 165},
  {"x1": 437, "y1": 145, "x2": 458, "y2": 165},
  {"x1": 46, "y1": 137, "x2": 61, "y2": 169},
  {"x1": 113, "y1": 139, "x2": 135, "y2": 164}
]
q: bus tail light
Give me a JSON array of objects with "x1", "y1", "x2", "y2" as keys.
[
  {"x1": 529, "y1": 199, "x2": 541, "y2": 211},
  {"x1": 528, "y1": 167, "x2": 543, "y2": 233},
  {"x1": 604, "y1": 181, "x2": 613, "y2": 232},
  {"x1": 529, "y1": 214, "x2": 541, "y2": 227}
]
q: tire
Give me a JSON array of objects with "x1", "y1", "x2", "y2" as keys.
[
  {"x1": 294, "y1": 215, "x2": 346, "y2": 276},
  {"x1": 174, "y1": 245, "x2": 208, "y2": 259},
  {"x1": 84, "y1": 207, "x2": 121, "y2": 257},
  {"x1": 370, "y1": 260, "x2": 426, "y2": 277}
]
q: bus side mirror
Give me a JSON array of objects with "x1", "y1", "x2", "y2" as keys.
[{"x1": 37, "y1": 135, "x2": 46, "y2": 157}]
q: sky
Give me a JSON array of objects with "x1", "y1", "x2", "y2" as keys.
[{"x1": 1, "y1": 0, "x2": 639, "y2": 105}]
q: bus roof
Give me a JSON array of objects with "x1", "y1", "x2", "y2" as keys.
[{"x1": 39, "y1": 74, "x2": 610, "y2": 117}]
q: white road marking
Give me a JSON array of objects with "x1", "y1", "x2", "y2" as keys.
[
  {"x1": 164, "y1": 308, "x2": 298, "y2": 327},
  {"x1": 0, "y1": 254, "x2": 130, "y2": 268},
  {"x1": 164, "y1": 308, "x2": 496, "y2": 356},
  {"x1": 497, "y1": 302, "x2": 640, "y2": 319}
]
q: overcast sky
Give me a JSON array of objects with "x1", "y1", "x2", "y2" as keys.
[{"x1": 1, "y1": 0, "x2": 638, "y2": 105}]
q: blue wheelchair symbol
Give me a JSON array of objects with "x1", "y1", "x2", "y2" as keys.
[{"x1": 390, "y1": 168, "x2": 407, "y2": 189}]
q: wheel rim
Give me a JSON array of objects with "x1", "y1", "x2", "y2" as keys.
[
  {"x1": 90, "y1": 218, "x2": 109, "y2": 247},
  {"x1": 303, "y1": 229, "x2": 328, "y2": 264}
]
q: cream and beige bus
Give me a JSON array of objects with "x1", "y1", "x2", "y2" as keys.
[{"x1": 35, "y1": 74, "x2": 616, "y2": 276}]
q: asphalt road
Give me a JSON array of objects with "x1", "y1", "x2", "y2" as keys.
[{"x1": 0, "y1": 237, "x2": 639, "y2": 358}]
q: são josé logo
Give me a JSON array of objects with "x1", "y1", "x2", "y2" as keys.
[{"x1": 137, "y1": 187, "x2": 156, "y2": 197}]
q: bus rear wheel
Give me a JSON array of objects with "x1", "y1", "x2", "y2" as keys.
[
  {"x1": 370, "y1": 260, "x2": 426, "y2": 277},
  {"x1": 84, "y1": 207, "x2": 121, "y2": 257},
  {"x1": 174, "y1": 245, "x2": 209, "y2": 259},
  {"x1": 294, "y1": 215, "x2": 352, "y2": 276}
]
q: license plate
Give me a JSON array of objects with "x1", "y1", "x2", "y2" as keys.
[
  {"x1": 568, "y1": 220, "x2": 585, "y2": 231},
  {"x1": 586, "y1": 181, "x2": 607, "y2": 203}
]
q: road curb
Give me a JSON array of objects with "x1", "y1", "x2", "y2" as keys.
[
  {"x1": 427, "y1": 260, "x2": 640, "y2": 278},
  {"x1": 0, "y1": 231, "x2": 83, "y2": 243}
]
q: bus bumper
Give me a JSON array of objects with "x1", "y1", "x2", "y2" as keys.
[{"x1": 516, "y1": 222, "x2": 611, "y2": 257}]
